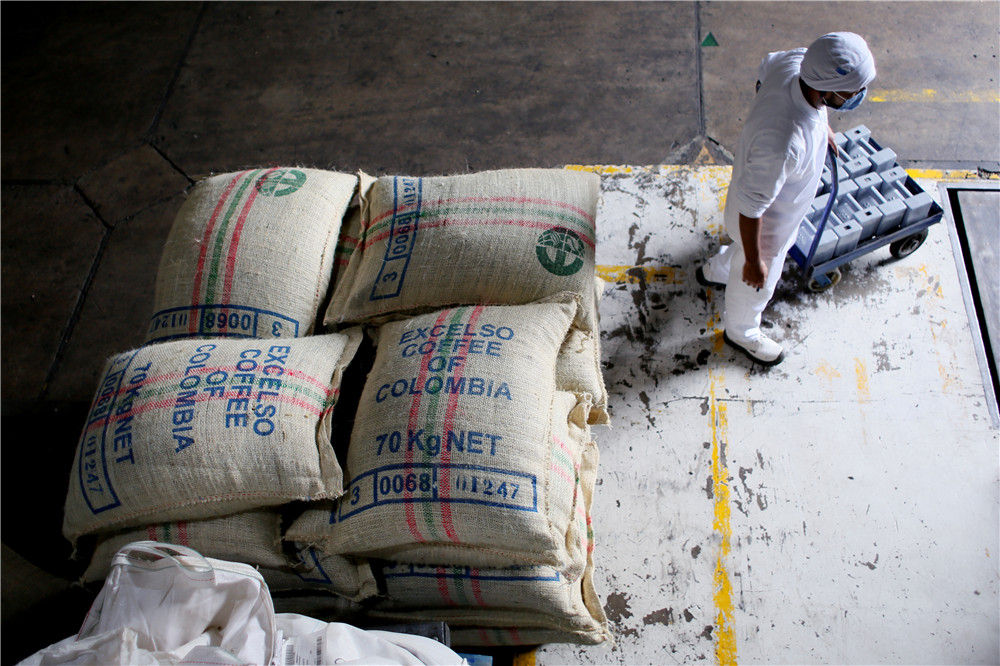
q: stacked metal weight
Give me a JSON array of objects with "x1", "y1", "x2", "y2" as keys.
[{"x1": 794, "y1": 125, "x2": 936, "y2": 264}]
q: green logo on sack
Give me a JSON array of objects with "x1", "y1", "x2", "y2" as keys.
[
  {"x1": 256, "y1": 169, "x2": 307, "y2": 196},
  {"x1": 535, "y1": 227, "x2": 585, "y2": 276}
]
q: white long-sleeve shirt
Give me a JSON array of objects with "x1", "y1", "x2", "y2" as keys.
[{"x1": 724, "y1": 48, "x2": 829, "y2": 259}]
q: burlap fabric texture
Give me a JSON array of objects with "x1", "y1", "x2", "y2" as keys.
[
  {"x1": 324, "y1": 168, "x2": 600, "y2": 333},
  {"x1": 82, "y1": 509, "x2": 287, "y2": 583},
  {"x1": 63, "y1": 331, "x2": 360, "y2": 543},
  {"x1": 289, "y1": 299, "x2": 590, "y2": 570},
  {"x1": 367, "y1": 410, "x2": 608, "y2": 645},
  {"x1": 147, "y1": 167, "x2": 357, "y2": 343},
  {"x1": 260, "y1": 542, "x2": 378, "y2": 603}
]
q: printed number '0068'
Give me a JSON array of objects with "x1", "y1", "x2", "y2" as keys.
[
  {"x1": 350, "y1": 472, "x2": 435, "y2": 505},
  {"x1": 454, "y1": 473, "x2": 519, "y2": 499}
]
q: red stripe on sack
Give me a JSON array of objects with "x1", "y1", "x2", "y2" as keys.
[
  {"x1": 477, "y1": 628, "x2": 491, "y2": 645},
  {"x1": 366, "y1": 195, "x2": 596, "y2": 228},
  {"x1": 189, "y1": 171, "x2": 249, "y2": 334},
  {"x1": 550, "y1": 462, "x2": 575, "y2": 484},
  {"x1": 553, "y1": 435, "x2": 575, "y2": 457},
  {"x1": 147, "y1": 525, "x2": 158, "y2": 541},
  {"x1": 435, "y1": 566, "x2": 457, "y2": 606},
  {"x1": 361, "y1": 217, "x2": 596, "y2": 252},
  {"x1": 84, "y1": 389, "x2": 328, "y2": 434},
  {"x1": 177, "y1": 521, "x2": 189, "y2": 546},
  {"x1": 219, "y1": 167, "x2": 281, "y2": 333},
  {"x1": 404, "y1": 309, "x2": 453, "y2": 543},
  {"x1": 91, "y1": 365, "x2": 337, "y2": 406},
  {"x1": 508, "y1": 628, "x2": 523, "y2": 644},
  {"x1": 437, "y1": 305, "x2": 485, "y2": 543},
  {"x1": 469, "y1": 567, "x2": 487, "y2": 607}
]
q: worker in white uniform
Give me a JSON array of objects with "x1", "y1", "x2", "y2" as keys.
[{"x1": 697, "y1": 32, "x2": 876, "y2": 366}]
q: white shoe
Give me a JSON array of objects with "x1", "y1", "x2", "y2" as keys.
[{"x1": 723, "y1": 331, "x2": 784, "y2": 366}]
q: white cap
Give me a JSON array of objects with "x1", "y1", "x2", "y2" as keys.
[{"x1": 800, "y1": 32, "x2": 876, "y2": 92}]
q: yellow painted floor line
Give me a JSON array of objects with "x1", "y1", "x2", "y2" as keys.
[
  {"x1": 512, "y1": 649, "x2": 536, "y2": 666},
  {"x1": 906, "y1": 168, "x2": 998, "y2": 181},
  {"x1": 869, "y1": 88, "x2": 1000, "y2": 103},
  {"x1": 710, "y1": 370, "x2": 738, "y2": 666},
  {"x1": 596, "y1": 264, "x2": 686, "y2": 285},
  {"x1": 570, "y1": 164, "x2": 996, "y2": 182}
]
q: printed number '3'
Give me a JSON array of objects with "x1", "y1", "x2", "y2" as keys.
[{"x1": 272, "y1": 321, "x2": 282, "y2": 337}]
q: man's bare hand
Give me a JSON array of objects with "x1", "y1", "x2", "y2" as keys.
[{"x1": 743, "y1": 258, "x2": 767, "y2": 290}]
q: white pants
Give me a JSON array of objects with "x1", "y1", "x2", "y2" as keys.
[{"x1": 703, "y1": 230, "x2": 799, "y2": 343}]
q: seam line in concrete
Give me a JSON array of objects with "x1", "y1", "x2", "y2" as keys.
[
  {"x1": 149, "y1": 142, "x2": 195, "y2": 186},
  {"x1": 696, "y1": 1, "x2": 706, "y2": 136},
  {"x1": 0, "y1": 179, "x2": 75, "y2": 187},
  {"x1": 39, "y1": 225, "x2": 113, "y2": 401},
  {"x1": 145, "y1": 2, "x2": 207, "y2": 141},
  {"x1": 72, "y1": 184, "x2": 114, "y2": 231}
]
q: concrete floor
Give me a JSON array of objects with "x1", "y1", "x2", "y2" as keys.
[{"x1": 2, "y1": 1, "x2": 998, "y2": 663}]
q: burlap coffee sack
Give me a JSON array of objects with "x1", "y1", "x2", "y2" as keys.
[
  {"x1": 63, "y1": 331, "x2": 361, "y2": 543},
  {"x1": 450, "y1": 625, "x2": 610, "y2": 647},
  {"x1": 329, "y1": 172, "x2": 376, "y2": 298},
  {"x1": 366, "y1": 424, "x2": 607, "y2": 644},
  {"x1": 82, "y1": 509, "x2": 287, "y2": 583},
  {"x1": 147, "y1": 168, "x2": 357, "y2": 343},
  {"x1": 260, "y1": 543, "x2": 377, "y2": 603},
  {"x1": 289, "y1": 301, "x2": 585, "y2": 569},
  {"x1": 324, "y1": 169, "x2": 600, "y2": 332},
  {"x1": 557, "y1": 328, "x2": 608, "y2": 425}
]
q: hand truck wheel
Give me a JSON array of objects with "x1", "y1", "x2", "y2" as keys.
[
  {"x1": 889, "y1": 229, "x2": 929, "y2": 259},
  {"x1": 807, "y1": 267, "x2": 842, "y2": 293}
]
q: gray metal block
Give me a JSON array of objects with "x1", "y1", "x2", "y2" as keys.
[
  {"x1": 795, "y1": 218, "x2": 838, "y2": 264},
  {"x1": 855, "y1": 206, "x2": 883, "y2": 239},
  {"x1": 820, "y1": 167, "x2": 833, "y2": 195},
  {"x1": 876, "y1": 198, "x2": 907, "y2": 234},
  {"x1": 856, "y1": 186, "x2": 887, "y2": 209},
  {"x1": 814, "y1": 227, "x2": 840, "y2": 264},
  {"x1": 869, "y1": 147, "x2": 898, "y2": 173},
  {"x1": 843, "y1": 156, "x2": 871, "y2": 179},
  {"x1": 832, "y1": 217, "x2": 863, "y2": 256},
  {"x1": 879, "y1": 166, "x2": 908, "y2": 193},
  {"x1": 853, "y1": 172, "x2": 883, "y2": 196},
  {"x1": 885, "y1": 182, "x2": 909, "y2": 202},
  {"x1": 845, "y1": 125, "x2": 872, "y2": 143},
  {"x1": 835, "y1": 193, "x2": 862, "y2": 223},
  {"x1": 811, "y1": 192, "x2": 831, "y2": 213},
  {"x1": 837, "y1": 178, "x2": 859, "y2": 200},
  {"x1": 902, "y1": 191, "x2": 934, "y2": 224},
  {"x1": 794, "y1": 223, "x2": 814, "y2": 257}
]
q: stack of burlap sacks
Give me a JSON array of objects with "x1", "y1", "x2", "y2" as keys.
[{"x1": 63, "y1": 166, "x2": 612, "y2": 648}]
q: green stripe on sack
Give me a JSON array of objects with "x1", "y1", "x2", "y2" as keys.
[
  {"x1": 205, "y1": 170, "x2": 263, "y2": 304},
  {"x1": 449, "y1": 565, "x2": 471, "y2": 606},
  {"x1": 417, "y1": 306, "x2": 471, "y2": 539},
  {"x1": 551, "y1": 448, "x2": 576, "y2": 478},
  {"x1": 127, "y1": 376, "x2": 331, "y2": 415}
]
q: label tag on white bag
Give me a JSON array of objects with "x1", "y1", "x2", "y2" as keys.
[{"x1": 281, "y1": 628, "x2": 326, "y2": 665}]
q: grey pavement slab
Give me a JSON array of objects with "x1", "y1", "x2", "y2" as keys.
[
  {"x1": 77, "y1": 145, "x2": 191, "y2": 225},
  {"x1": 701, "y1": 1, "x2": 1000, "y2": 169},
  {"x1": 47, "y1": 194, "x2": 185, "y2": 402},
  {"x1": 1, "y1": 184, "x2": 105, "y2": 400},
  {"x1": 0, "y1": 3, "x2": 201, "y2": 181},
  {"x1": 155, "y1": 2, "x2": 700, "y2": 176}
]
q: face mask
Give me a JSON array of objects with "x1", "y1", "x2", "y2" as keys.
[{"x1": 829, "y1": 88, "x2": 866, "y2": 111}]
